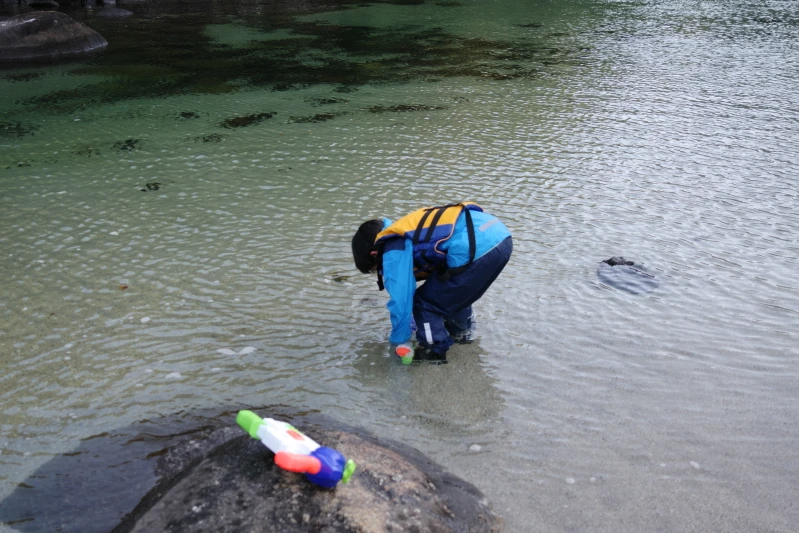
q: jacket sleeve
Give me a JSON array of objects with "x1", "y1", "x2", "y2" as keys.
[{"x1": 381, "y1": 238, "x2": 416, "y2": 345}]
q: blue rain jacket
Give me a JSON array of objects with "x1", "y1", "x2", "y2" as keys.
[{"x1": 381, "y1": 211, "x2": 511, "y2": 344}]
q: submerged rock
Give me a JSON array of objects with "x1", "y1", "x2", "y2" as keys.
[
  {"x1": 0, "y1": 12, "x2": 108, "y2": 65},
  {"x1": 597, "y1": 256, "x2": 659, "y2": 294},
  {"x1": 602, "y1": 256, "x2": 634, "y2": 267}
]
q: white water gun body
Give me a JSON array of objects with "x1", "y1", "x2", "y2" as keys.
[
  {"x1": 236, "y1": 410, "x2": 355, "y2": 488},
  {"x1": 255, "y1": 417, "x2": 320, "y2": 455}
]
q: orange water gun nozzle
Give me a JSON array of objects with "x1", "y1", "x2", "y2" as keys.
[{"x1": 274, "y1": 451, "x2": 322, "y2": 475}]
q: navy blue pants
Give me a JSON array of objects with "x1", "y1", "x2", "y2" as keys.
[{"x1": 413, "y1": 236, "x2": 512, "y2": 355}]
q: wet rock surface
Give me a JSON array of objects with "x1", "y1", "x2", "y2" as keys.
[
  {"x1": 114, "y1": 423, "x2": 502, "y2": 533},
  {"x1": 0, "y1": 409, "x2": 502, "y2": 533},
  {"x1": 0, "y1": 11, "x2": 107, "y2": 64},
  {"x1": 602, "y1": 256, "x2": 635, "y2": 267}
]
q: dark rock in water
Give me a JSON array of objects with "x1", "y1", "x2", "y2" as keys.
[
  {"x1": 113, "y1": 138, "x2": 140, "y2": 151},
  {"x1": 95, "y1": 6, "x2": 134, "y2": 18},
  {"x1": 113, "y1": 423, "x2": 502, "y2": 533},
  {"x1": 597, "y1": 257, "x2": 659, "y2": 294},
  {"x1": 220, "y1": 112, "x2": 276, "y2": 128},
  {"x1": 0, "y1": 12, "x2": 108, "y2": 65},
  {"x1": 602, "y1": 256, "x2": 634, "y2": 267},
  {"x1": 0, "y1": 409, "x2": 502, "y2": 533}
]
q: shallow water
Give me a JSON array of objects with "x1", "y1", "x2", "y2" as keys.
[{"x1": 1, "y1": 0, "x2": 798, "y2": 532}]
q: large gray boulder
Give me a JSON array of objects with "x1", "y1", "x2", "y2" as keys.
[
  {"x1": 0, "y1": 11, "x2": 107, "y2": 64},
  {"x1": 112, "y1": 423, "x2": 503, "y2": 533},
  {"x1": 0, "y1": 409, "x2": 503, "y2": 533}
]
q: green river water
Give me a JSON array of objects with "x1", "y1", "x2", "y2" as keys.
[{"x1": 1, "y1": 0, "x2": 798, "y2": 531}]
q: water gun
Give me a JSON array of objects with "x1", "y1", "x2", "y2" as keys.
[
  {"x1": 394, "y1": 317, "x2": 419, "y2": 365},
  {"x1": 236, "y1": 410, "x2": 356, "y2": 488}
]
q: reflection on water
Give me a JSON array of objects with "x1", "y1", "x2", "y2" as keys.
[{"x1": 2, "y1": 0, "x2": 798, "y2": 532}]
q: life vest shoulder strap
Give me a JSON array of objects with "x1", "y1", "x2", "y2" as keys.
[
  {"x1": 375, "y1": 202, "x2": 482, "y2": 245},
  {"x1": 437, "y1": 206, "x2": 477, "y2": 282},
  {"x1": 374, "y1": 202, "x2": 482, "y2": 290}
]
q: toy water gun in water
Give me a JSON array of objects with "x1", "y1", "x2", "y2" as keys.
[
  {"x1": 394, "y1": 317, "x2": 419, "y2": 365},
  {"x1": 236, "y1": 410, "x2": 356, "y2": 488}
]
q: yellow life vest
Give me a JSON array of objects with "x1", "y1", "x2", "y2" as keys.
[{"x1": 374, "y1": 202, "x2": 482, "y2": 289}]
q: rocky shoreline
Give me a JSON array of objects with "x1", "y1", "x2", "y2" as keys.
[{"x1": 0, "y1": 408, "x2": 503, "y2": 532}]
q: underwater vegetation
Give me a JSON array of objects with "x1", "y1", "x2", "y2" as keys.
[
  {"x1": 220, "y1": 112, "x2": 276, "y2": 128},
  {"x1": 0, "y1": 0, "x2": 589, "y2": 172},
  {"x1": 74, "y1": 145, "x2": 101, "y2": 157},
  {"x1": 367, "y1": 104, "x2": 447, "y2": 113},
  {"x1": 113, "y1": 138, "x2": 140, "y2": 151},
  {"x1": 288, "y1": 112, "x2": 348, "y2": 123},
  {"x1": 8, "y1": 0, "x2": 585, "y2": 116},
  {"x1": 306, "y1": 96, "x2": 350, "y2": 106},
  {"x1": 2, "y1": 71, "x2": 45, "y2": 82},
  {"x1": 194, "y1": 133, "x2": 224, "y2": 143},
  {"x1": 0, "y1": 121, "x2": 39, "y2": 139}
]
